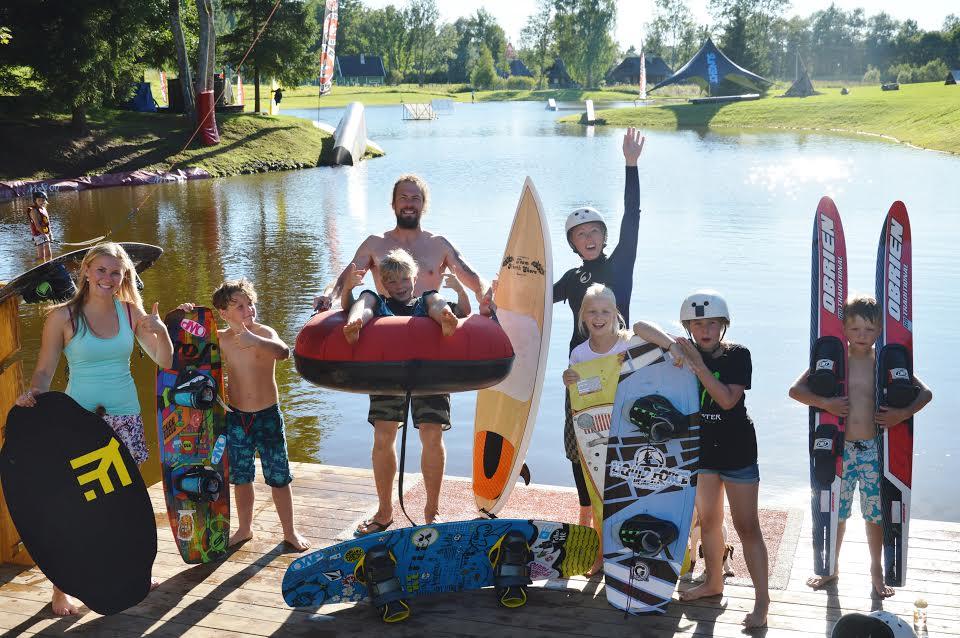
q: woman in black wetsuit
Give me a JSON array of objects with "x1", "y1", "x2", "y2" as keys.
[{"x1": 553, "y1": 127, "x2": 645, "y2": 526}]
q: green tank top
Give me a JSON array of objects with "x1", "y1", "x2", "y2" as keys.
[{"x1": 64, "y1": 298, "x2": 141, "y2": 416}]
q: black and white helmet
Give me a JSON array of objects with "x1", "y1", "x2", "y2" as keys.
[
  {"x1": 831, "y1": 611, "x2": 916, "y2": 638},
  {"x1": 680, "y1": 290, "x2": 731, "y2": 324},
  {"x1": 564, "y1": 207, "x2": 607, "y2": 252}
]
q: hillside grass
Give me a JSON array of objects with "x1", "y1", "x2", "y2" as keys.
[
  {"x1": 0, "y1": 109, "x2": 383, "y2": 182},
  {"x1": 559, "y1": 82, "x2": 960, "y2": 154}
]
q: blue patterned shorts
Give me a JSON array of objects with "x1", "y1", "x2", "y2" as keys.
[
  {"x1": 839, "y1": 438, "x2": 882, "y2": 524},
  {"x1": 226, "y1": 404, "x2": 293, "y2": 487}
]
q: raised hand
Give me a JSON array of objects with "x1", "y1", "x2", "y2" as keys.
[
  {"x1": 137, "y1": 302, "x2": 167, "y2": 338},
  {"x1": 442, "y1": 273, "x2": 464, "y2": 293},
  {"x1": 345, "y1": 264, "x2": 366, "y2": 291},
  {"x1": 622, "y1": 127, "x2": 645, "y2": 166}
]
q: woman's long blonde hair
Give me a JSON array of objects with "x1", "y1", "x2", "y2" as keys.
[
  {"x1": 577, "y1": 283, "x2": 630, "y2": 339},
  {"x1": 55, "y1": 242, "x2": 144, "y2": 334}
]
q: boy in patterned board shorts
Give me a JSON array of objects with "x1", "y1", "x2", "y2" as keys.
[
  {"x1": 790, "y1": 296, "x2": 931, "y2": 597},
  {"x1": 179, "y1": 279, "x2": 309, "y2": 551}
]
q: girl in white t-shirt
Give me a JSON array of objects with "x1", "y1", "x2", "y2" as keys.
[
  {"x1": 561, "y1": 284, "x2": 633, "y2": 574},
  {"x1": 563, "y1": 284, "x2": 687, "y2": 574}
]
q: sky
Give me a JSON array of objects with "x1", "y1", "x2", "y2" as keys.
[{"x1": 361, "y1": 1, "x2": 955, "y2": 51}]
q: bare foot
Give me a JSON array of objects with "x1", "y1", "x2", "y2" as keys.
[
  {"x1": 284, "y1": 531, "x2": 311, "y2": 552},
  {"x1": 585, "y1": 557, "x2": 604, "y2": 578},
  {"x1": 52, "y1": 587, "x2": 79, "y2": 616},
  {"x1": 743, "y1": 609, "x2": 768, "y2": 629},
  {"x1": 229, "y1": 529, "x2": 253, "y2": 546},
  {"x1": 743, "y1": 596, "x2": 769, "y2": 629},
  {"x1": 343, "y1": 318, "x2": 362, "y2": 344},
  {"x1": 678, "y1": 581, "x2": 724, "y2": 601},
  {"x1": 424, "y1": 510, "x2": 444, "y2": 525},
  {"x1": 806, "y1": 572, "x2": 839, "y2": 589},
  {"x1": 438, "y1": 306, "x2": 458, "y2": 336},
  {"x1": 871, "y1": 568, "x2": 895, "y2": 598}
]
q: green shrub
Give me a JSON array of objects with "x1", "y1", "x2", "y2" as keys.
[
  {"x1": 504, "y1": 76, "x2": 535, "y2": 90},
  {"x1": 863, "y1": 66, "x2": 881, "y2": 83},
  {"x1": 889, "y1": 60, "x2": 949, "y2": 84}
]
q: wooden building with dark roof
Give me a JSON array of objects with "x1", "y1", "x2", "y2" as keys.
[{"x1": 334, "y1": 54, "x2": 386, "y2": 86}]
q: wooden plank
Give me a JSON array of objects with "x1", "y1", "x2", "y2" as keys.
[
  {"x1": 0, "y1": 359, "x2": 33, "y2": 566},
  {"x1": 0, "y1": 295, "x2": 19, "y2": 364},
  {"x1": 3, "y1": 462, "x2": 958, "y2": 637}
]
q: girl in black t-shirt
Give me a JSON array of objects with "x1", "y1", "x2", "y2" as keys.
[{"x1": 635, "y1": 291, "x2": 769, "y2": 629}]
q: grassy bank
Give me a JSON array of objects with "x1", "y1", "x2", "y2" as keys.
[
  {"x1": 0, "y1": 109, "x2": 383, "y2": 182},
  {"x1": 560, "y1": 82, "x2": 960, "y2": 154}
]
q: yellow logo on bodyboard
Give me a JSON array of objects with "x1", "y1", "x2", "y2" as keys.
[{"x1": 69, "y1": 438, "x2": 133, "y2": 501}]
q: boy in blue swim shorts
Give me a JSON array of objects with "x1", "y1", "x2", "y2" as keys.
[
  {"x1": 790, "y1": 296, "x2": 931, "y2": 598},
  {"x1": 180, "y1": 278, "x2": 310, "y2": 552}
]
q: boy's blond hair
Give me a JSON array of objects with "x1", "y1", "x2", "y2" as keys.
[
  {"x1": 577, "y1": 283, "x2": 630, "y2": 339},
  {"x1": 212, "y1": 277, "x2": 258, "y2": 310},
  {"x1": 379, "y1": 249, "x2": 418, "y2": 281},
  {"x1": 844, "y1": 295, "x2": 881, "y2": 326},
  {"x1": 391, "y1": 173, "x2": 430, "y2": 214}
]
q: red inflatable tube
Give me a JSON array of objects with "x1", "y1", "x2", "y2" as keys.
[{"x1": 294, "y1": 311, "x2": 515, "y2": 396}]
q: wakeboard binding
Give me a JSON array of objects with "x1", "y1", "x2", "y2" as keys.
[
  {"x1": 355, "y1": 544, "x2": 410, "y2": 623},
  {"x1": 489, "y1": 530, "x2": 532, "y2": 608},
  {"x1": 174, "y1": 466, "x2": 224, "y2": 504},
  {"x1": 623, "y1": 394, "x2": 685, "y2": 443},
  {"x1": 620, "y1": 514, "x2": 679, "y2": 558}
]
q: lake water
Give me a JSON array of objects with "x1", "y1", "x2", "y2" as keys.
[{"x1": 2, "y1": 100, "x2": 958, "y2": 521}]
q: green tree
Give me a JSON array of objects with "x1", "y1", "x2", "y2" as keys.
[
  {"x1": 3, "y1": 0, "x2": 170, "y2": 134},
  {"x1": 451, "y1": 10, "x2": 508, "y2": 83},
  {"x1": 405, "y1": 0, "x2": 439, "y2": 85},
  {"x1": 650, "y1": 0, "x2": 696, "y2": 69},
  {"x1": 520, "y1": 0, "x2": 554, "y2": 88},
  {"x1": 470, "y1": 44, "x2": 497, "y2": 89},
  {"x1": 220, "y1": 0, "x2": 318, "y2": 112},
  {"x1": 553, "y1": 0, "x2": 618, "y2": 88}
]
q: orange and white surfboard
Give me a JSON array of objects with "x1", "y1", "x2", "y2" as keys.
[{"x1": 472, "y1": 177, "x2": 552, "y2": 516}]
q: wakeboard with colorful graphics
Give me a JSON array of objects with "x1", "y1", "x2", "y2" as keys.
[
  {"x1": 282, "y1": 519, "x2": 597, "y2": 620},
  {"x1": 0, "y1": 392, "x2": 156, "y2": 614},
  {"x1": 602, "y1": 356, "x2": 699, "y2": 614},
  {"x1": 568, "y1": 337, "x2": 666, "y2": 524},
  {"x1": 808, "y1": 196, "x2": 847, "y2": 578},
  {"x1": 875, "y1": 201, "x2": 914, "y2": 587},
  {"x1": 156, "y1": 307, "x2": 230, "y2": 564}
]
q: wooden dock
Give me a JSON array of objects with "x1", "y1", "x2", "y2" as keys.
[{"x1": 1, "y1": 462, "x2": 957, "y2": 637}]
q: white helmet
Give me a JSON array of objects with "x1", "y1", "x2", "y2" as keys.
[
  {"x1": 565, "y1": 207, "x2": 607, "y2": 252},
  {"x1": 831, "y1": 611, "x2": 916, "y2": 638},
  {"x1": 680, "y1": 290, "x2": 730, "y2": 323}
]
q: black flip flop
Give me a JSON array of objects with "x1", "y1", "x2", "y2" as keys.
[{"x1": 355, "y1": 518, "x2": 394, "y2": 537}]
